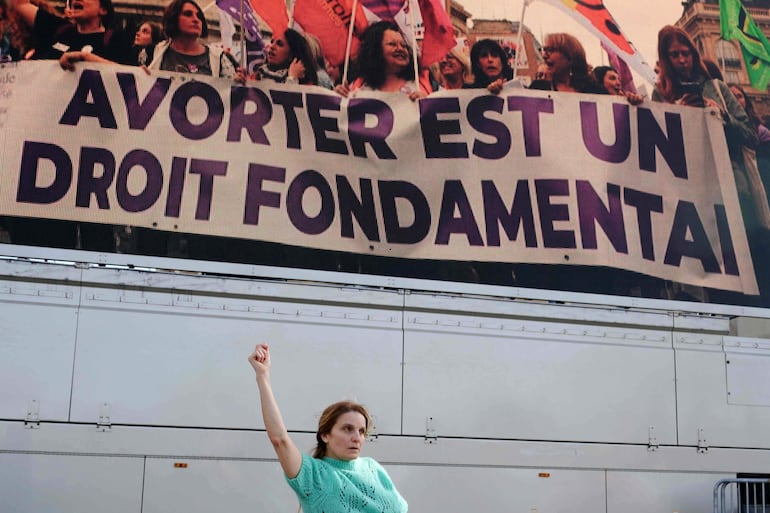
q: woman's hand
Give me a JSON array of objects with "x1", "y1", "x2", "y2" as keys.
[
  {"x1": 335, "y1": 81, "x2": 350, "y2": 97},
  {"x1": 234, "y1": 67, "x2": 247, "y2": 85},
  {"x1": 248, "y1": 343, "x2": 270, "y2": 379},
  {"x1": 288, "y1": 58, "x2": 305, "y2": 82},
  {"x1": 624, "y1": 91, "x2": 645, "y2": 106},
  {"x1": 59, "y1": 51, "x2": 85, "y2": 71},
  {"x1": 407, "y1": 89, "x2": 426, "y2": 102},
  {"x1": 487, "y1": 78, "x2": 504, "y2": 95}
]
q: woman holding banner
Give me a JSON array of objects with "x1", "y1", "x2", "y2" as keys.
[
  {"x1": 247, "y1": 343, "x2": 408, "y2": 513},
  {"x1": 467, "y1": 38, "x2": 513, "y2": 94},
  {"x1": 335, "y1": 21, "x2": 427, "y2": 100},
  {"x1": 148, "y1": 0, "x2": 237, "y2": 78},
  {"x1": 654, "y1": 25, "x2": 770, "y2": 302},
  {"x1": 257, "y1": 28, "x2": 318, "y2": 86},
  {"x1": 530, "y1": 33, "x2": 604, "y2": 94}
]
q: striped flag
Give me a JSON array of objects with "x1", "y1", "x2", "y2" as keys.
[{"x1": 535, "y1": 0, "x2": 655, "y2": 84}]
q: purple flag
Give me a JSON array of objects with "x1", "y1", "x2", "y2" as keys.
[{"x1": 216, "y1": 0, "x2": 266, "y2": 73}]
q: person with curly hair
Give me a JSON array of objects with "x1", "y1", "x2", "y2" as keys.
[{"x1": 336, "y1": 21, "x2": 427, "y2": 100}]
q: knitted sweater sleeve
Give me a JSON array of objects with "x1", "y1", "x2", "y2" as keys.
[{"x1": 286, "y1": 454, "x2": 408, "y2": 513}]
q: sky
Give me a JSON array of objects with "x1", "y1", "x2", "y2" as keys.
[{"x1": 462, "y1": 0, "x2": 686, "y2": 85}]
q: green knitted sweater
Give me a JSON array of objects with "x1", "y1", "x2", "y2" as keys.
[{"x1": 286, "y1": 453, "x2": 408, "y2": 513}]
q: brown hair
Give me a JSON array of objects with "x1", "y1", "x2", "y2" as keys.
[
  {"x1": 312, "y1": 401, "x2": 371, "y2": 459},
  {"x1": 656, "y1": 25, "x2": 709, "y2": 103}
]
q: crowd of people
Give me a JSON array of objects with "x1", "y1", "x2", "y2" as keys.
[{"x1": 2, "y1": 0, "x2": 770, "y2": 304}]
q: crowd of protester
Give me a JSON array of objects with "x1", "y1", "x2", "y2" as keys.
[{"x1": 1, "y1": 0, "x2": 770, "y2": 304}]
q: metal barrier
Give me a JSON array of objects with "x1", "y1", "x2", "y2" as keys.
[{"x1": 715, "y1": 478, "x2": 770, "y2": 513}]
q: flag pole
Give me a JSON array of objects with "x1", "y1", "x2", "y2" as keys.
[
  {"x1": 239, "y1": 0, "x2": 246, "y2": 68},
  {"x1": 512, "y1": 0, "x2": 530, "y2": 80},
  {"x1": 407, "y1": 0, "x2": 420, "y2": 83},
  {"x1": 342, "y1": 0, "x2": 359, "y2": 85}
]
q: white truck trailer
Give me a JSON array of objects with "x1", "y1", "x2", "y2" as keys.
[{"x1": 2, "y1": 242, "x2": 770, "y2": 513}]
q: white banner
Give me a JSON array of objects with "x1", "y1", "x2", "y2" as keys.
[{"x1": 0, "y1": 61, "x2": 757, "y2": 294}]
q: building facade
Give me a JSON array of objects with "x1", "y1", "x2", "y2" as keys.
[{"x1": 677, "y1": 0, "x2": 770, "y2": 117}]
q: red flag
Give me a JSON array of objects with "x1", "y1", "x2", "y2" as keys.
[
  {"x1": 293, "y1": 0, "x2": 369, "y2": 66},
  {"x1": 249, "y1": 0, "x2": 289, "y2": 36},
  {"x1": 416, "y1": 0, "x2": 456, "y2": 67}
]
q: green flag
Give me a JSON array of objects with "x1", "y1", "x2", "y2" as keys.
[{"x1": 720, "y1": 0, "x2": 770, "y2": 90}]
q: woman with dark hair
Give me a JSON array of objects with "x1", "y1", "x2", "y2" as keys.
[
  {"x1": 248, "y1": 343, "x2": 408, "y2": 513},
  {"x1": 467, "y1": 38, "x2": 513, "y2": 94},
  {"x1": 593, "y1": 64, "x2": 645, "y2": 104},
  {"x1": 593, "y1": 65, "x2": 621, "y2": 95},
  {"x1": 729, "y1": 84, "x2": 770, "y2": 143},
  {"x1": 132, "y1": 20, "x2": 163, "y2": 66},
  {"x1": 336, "y1": 21, "x2": 426, "y2": 99},
  {"x1": 148, "y1": 0, "x2": 237, "y2": 78},
  {"x1": 530, "y1": 33, "x2": 604, "y2": 94},
  {"x1": 257, "y1": 28, "x2": 318, "y2": 85},
  {"x1": 7, "y1": 0, "x2": 133, "y2": 68}
]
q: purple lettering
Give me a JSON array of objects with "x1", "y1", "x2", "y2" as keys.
[
  {"x1": 117, "y1": 72, "x2": 171, "y2": 130},
  {"x1": 287, "y1": 170, "x2": 335, "y2": 235},
  {"x1": 664, "y1": 200, "x2": 720, "y2": 272},
  {"x1": 270, "y1": 90, "x2": 304, "y2": 149},
  {"x1": 170, "y1": 82, "x2": 224, "y2": 140},
  {"x1": 624, "y1": 188, "x2": 663, "y2": 261},
  {"x1": 535, "y1": 179, "x2": 576, "y2": 248},
  {"x1": 379, "y1": 181, "x2": 431, "y2": 244},
  {"x1": 468, "y1": 96, "x2": 510, "y2": 160},
  {"x1": 580, "y1": 102, "x2": 630, "y2": 163},
  {"x1": 482, "y1": 180, "x2": 538, "y2": 247},
  {"x1": 307, "y1": 93, "x2": 348, "y2": 155},
  {"x1": 507, "y1": 96, "x2": 553, "y2": 157},
  {"x1": 76, "y1": 147, "x2": 116, "y2": 208},
  {"x1": 638, "y1": 108, "x2": 687, "y2": 178},
  {"x1": 189, "y1": 159, "x2": 228, "y2": 220},
  {"x1": 59, "y1": 69, "x2": 117, "y2": 128},
  {"x1": 435, "y1": 180, "x2": 483, "y2": 245},
  {"x1": 16, "y1": 141, "x2": 72, "y2": 204},
  {"x1": 165, "y1": 157, "x2": 187, "y2": 217},
  {"x1": 227, "y1": 86, "x2": 273, "y2": 144},
  {"x1": 419, "y1": 97, "x2": 468, "y2": 158},
  {"x1": 348, "y1": 98, "x2": 396, "y2": 159},
  {"x1": 243, "y1": 163, "x2": 286, "y2": 225},
  {"x1": 115, "y1": 150, "x2": 163, "y2": 212},
  {"x1": 336, "y1": 176, "x2": 380, "y2": 241},
  {"x1": 714, "y1": 204, "x2": 739, "y2": 276},
  {"x1": 576, "y1": 181, "x2": 628, "y2": 253}
]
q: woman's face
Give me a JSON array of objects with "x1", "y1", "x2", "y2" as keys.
[
  {"x1": 730, "y1": 86, "x2": 747, "y2": 109},
  {"x1": 267, "y1": 33, "x2": 292, "y2": 68},
  {"x1": 134, "y1": 23, "x2": 154, "y2": 47},
  {"x1": 667, "y1": 41, "x2": 694, "y2": 81},
  {"x1": 382, "y1": 29, "x2": 409, "y2": 74},
  {"x1": 321, "y1": 411, "x2": 367, "y2": 461},
  {"x1": 542, "y1": 41, "x2": 570, "y2": 81},
  {"x1": 477, "y1": 49, "x2": 502, "y2": 80},
  {"x1": 439, "y1": 52, "x2": 462, "y2": 78},
  {"x1": 603, "y1": 70, "x2": 622, "y2": 95},
  {"x1": 177, "y1": 2, "x2": 203, "y2": 38}
]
